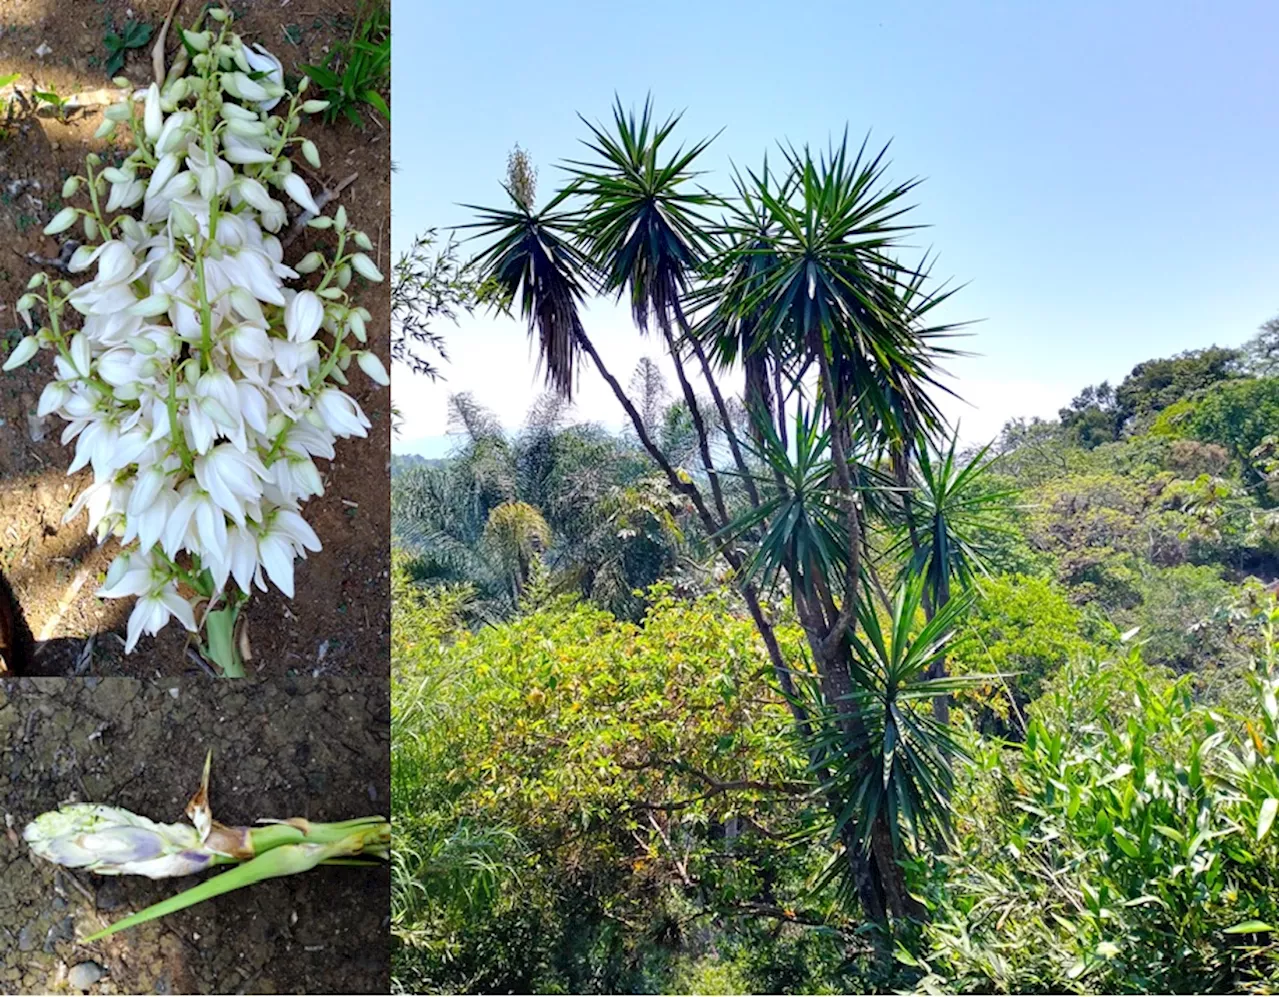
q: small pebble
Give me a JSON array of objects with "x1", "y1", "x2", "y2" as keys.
[{"x1": 68, "y1": 962, "x2": 105, "y2": 991}]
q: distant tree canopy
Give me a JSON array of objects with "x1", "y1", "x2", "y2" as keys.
[
  {"x1": 1060, "y1": 344, "x2": 1249, "y2": 449},
  {"x1": 1242, "y1": 317, "x2": 1280, "y2": 377}
]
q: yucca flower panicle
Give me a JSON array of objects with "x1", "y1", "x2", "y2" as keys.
[{"x1": 1, "y1": 5, "x2": 387, "y2": 677}]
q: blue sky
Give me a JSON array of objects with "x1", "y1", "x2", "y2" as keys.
[{"x1": 391, "y1": 0, "x2": 1278, "y2": 457}]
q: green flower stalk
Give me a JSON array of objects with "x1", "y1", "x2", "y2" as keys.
[{"x1": 23, "y1": 753, "x2": 388, "y2": 940}]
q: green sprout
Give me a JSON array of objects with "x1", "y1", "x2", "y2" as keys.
[
  {"x1": 32, "y1": 88, "x2": 70, "y2": 120},
  {"x1": 103, "y1": 20, "x2": 154, "y2": 77},
  {"x1": 299, "y1": 2, "x2": 389, "y2": 128},
  {"x1": 24, "y1": 753, "x2": 389, "y2": 941}
]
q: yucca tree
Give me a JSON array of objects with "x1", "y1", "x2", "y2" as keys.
[
  {"x1": 463, "y1": 99, "x2": 803, "y2": 741},
  {"x1": 463, "y1": 103, "x2": 970, "y2": 949}
]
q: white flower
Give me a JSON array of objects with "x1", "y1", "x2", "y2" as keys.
[
  {"x1": 242, "y1": 44, "x2": 284, "y2": 111},
  {"x1": 284, "y1": 290, "x2": 324, "y2": 343},
  {"x1": 125, "y1": 583, "x2": 197, "y2": 653},
  {"x1": 314, "y1": 388, "x2": 370, "y2": 438},
  {"x1": 194, "y1": 444, "x2": 267, "y2": 525},
  {"x1": 257, "y1": 510, "x2": 322, "y2": 598},
  {"x1": 163, "y1": 483, "x2": 228, "y2": 560},
  {"x1": 282, "y1": 172, "x2": 320, "y2": 215},
  {"x1": 7, "y1": 18, "x2": 389, "y2": 658}
]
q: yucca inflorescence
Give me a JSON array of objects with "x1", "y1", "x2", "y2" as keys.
[{"x1": 2, "y1": 6, "x2": 388, "y2": 675}]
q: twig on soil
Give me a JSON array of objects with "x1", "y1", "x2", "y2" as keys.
[
  {"x1": 0, "y1": 85, "x2": 122, "y2": 112},
  {"x1": 16, "y1": 240, "x2": 81, "y2": 275},
  {"x1": 37, "y1": 555, "x2": 98, "y2": 643},
  {"x1": 73, "y1": 636, "x2": 95, "y2": 676},
  {"x1": 186, "y1": 646, "x2": 217, "y2": 678},
  {"x1": 153, "y1": 0, "x2": 186, "y2": 86},
  {"x1": 282, "y1": 171, "x2": 359, "y2": 248}
]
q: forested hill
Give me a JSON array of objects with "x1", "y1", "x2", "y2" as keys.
[{"x1": 391, "y1": 324, "x2": 1278, "y2": 995}]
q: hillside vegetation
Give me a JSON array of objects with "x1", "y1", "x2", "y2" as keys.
[{"x1": 390, "y1": 102, "x2": 1275, "y2": 996}]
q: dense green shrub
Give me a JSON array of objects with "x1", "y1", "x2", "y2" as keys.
[
  {"x1": 948, "y1": 573, "x2": 1114, "y2": 721},
  {"x1": 913, "y1": 647, "x2": 1278, "y2": 994}
]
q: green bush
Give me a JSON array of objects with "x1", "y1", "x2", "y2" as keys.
[
  {"x1": 948, "y1": 573, "x2": 1114, "y2": 722},
  {"x1": 914, "y1": 648, "x2": 1278, "y2": 994},
  {"x1": 391, "y1": 581, "x2": 851, "y2": 993}
]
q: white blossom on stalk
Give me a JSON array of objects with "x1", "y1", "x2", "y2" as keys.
[{"x1": 7, "y1": 18, "x2": 388, "y2": 658}]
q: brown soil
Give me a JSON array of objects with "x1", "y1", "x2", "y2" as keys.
[
  {"x1": 0, "y1": 0, "x2": 391, "y2": 678},
  {"x1": 0, "y1": 677, "x2": 391, "y2": 994}
]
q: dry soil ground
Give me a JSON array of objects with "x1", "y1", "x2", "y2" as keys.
[
  {"x1": 0, "y1": 677, "x2": 391, "y2": 994},
  {"x1": 0, "y1": 0, "x2": 391, "y2": 678}
]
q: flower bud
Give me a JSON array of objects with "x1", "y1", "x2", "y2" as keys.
[
  {"x1": 295, "y1": 251, "x2": 324, "y2": 274},
  {"x1": 170, "y1": 202, "x2": 199, "y2": 239},
  {"x1": 357, "y1": 351, "x2": 390, "y2": 386},
  {"x1": 26, "y1": 272, "x2": 45, "y2": 290},
  {"x1": 128, "y1": 335, "x2": 158, "y2": 356},
  {"x1": 347, "y1": 310, "x2": 367, "y2": 343},
  {"x1": 43, "y1": 206, "x2": 78, "y2": 235},
  {"x1": 337, "y1": 264, "x2": 352, "y2": 289},
  {"x1": 301, "y1": 100, "x2": 330, "y2": 115},
  {"x1": 127, "y1": 294, "x2": 172, "y2": 318},
  {"x1": 182, "y1": 28, "x2": 212, "y2": 52},
  {"x1": 333, "y1": 204, "x2": 347, "y2": 231},
  {"x1": 144, "y1": 83, "x2": 163, "y2": 141},
  {"x1": 62, "y1": 176, "x2": 82, "y2": 198},
  {"x1": 220, "y1": 101, "x2": 257, "y2": 122},
  {"x1": 350, "y1": 253, "x2": 383, "y2": 282},
  {"x1": 225, "y1": 117, "x2": 267, "y2": 138},
  {"x1": 353, "y1": 230, "x2": 373, "y2": 251},
  {"x1": 153, "y1": 251, "x2": 182, "y2": 284},
  {"x1": 200, "y1": 396, "x2": 238, "y2": 431},
  {"x1": 94, "y1": 119, "x2": 117, "y2": 139},
  {"x1": 301, "y1": 139, "x2": 321, "y2": 169},
  {"x1": 83, "y1": 216, "x2": 99, "y2": 241},
  {"x1": 2, "y1": 335, "x2": 38, "y2": 371}
]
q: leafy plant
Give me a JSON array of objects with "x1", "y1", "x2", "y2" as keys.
[
  {"x1": 103, "y1": 20, "x2": 154, "y2": 77},
  {"x1": 32, "y1": 88, "x2": 70, "y2": 120},
  {"x1": 299, "y1": 3, "x2": 389, "y2": 128}
]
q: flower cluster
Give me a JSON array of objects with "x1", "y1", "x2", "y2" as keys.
[{"x1": 4, "y1": 9, "x2": 387, "y2": 671}]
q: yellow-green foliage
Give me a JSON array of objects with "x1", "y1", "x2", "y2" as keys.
[
  {"x1": 391, "y1": 577, "x2": 842, "y2": 993},
  {"x1": 948, "y1": 573, "x2": 1114, "y2": 713}
]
